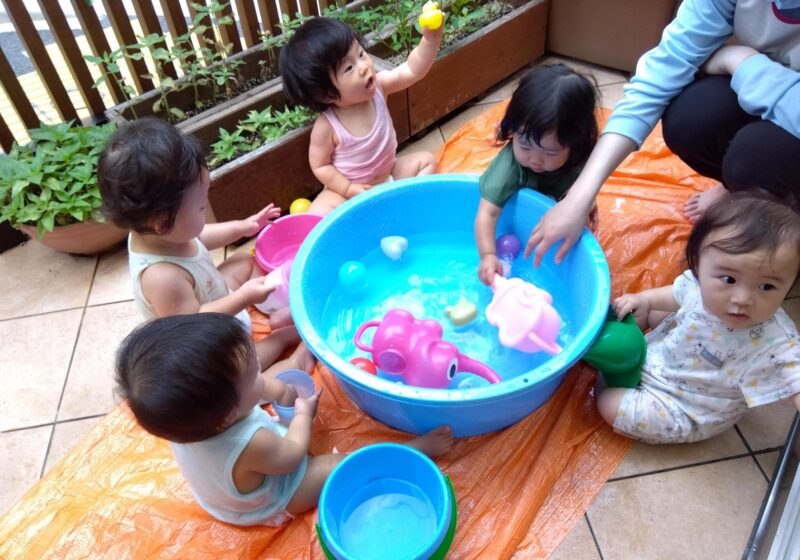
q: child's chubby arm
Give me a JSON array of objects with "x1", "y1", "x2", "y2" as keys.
[
  {"x1": 141, "y1": 264, "x2": 273, "y2": 317},
  {"x1": 475, "y1": 198, "x2": 504, "y2": 286},
  {"x1": 199, "y1": 204, "x2": 281, "y2": 250},
  {"x1": 309, "y1": 116, "x2": 371, "y2": 198},
  {"x1": 613, "y1": 285, "x2": 679, "y2": 325},
  {"x1": 237, "y1": 389, "x2": 323, "y2": 477},
  {"x1": 377, "y1": 25, "x2": 443, "y2": 96}
]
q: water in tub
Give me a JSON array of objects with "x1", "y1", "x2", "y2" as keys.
[{"x1": 322, "y1": 231, "x2": 575, "y2": 387}]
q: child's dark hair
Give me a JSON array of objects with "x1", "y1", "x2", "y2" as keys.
[
  {"x1": 115, "y1": 313, "x2": 254, "y2": 443},
  {"x1": 498, "y1": 64, "x2": 599, "y2": 167},
  {"x1": 686, "y1": 192, "x2": 800, "y2": 281},
  {"x1": 279, "y1": 17, "x2": 365, "y2": 112},
  {"x1": 98, "y1": 117, "x2": 206, "y2": 234}
]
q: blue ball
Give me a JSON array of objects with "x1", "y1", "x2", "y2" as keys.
[{"x1": 339, "y1": 261, "x2": 368, "y2": 294}]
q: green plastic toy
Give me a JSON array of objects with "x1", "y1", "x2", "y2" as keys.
[{"x1": 582, "y1": 307, "x2": 647, "y2": 388}]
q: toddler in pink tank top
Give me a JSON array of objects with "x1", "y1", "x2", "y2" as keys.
[{"x1": 280, "y1": 17, "x2": 443, "y2": 215}]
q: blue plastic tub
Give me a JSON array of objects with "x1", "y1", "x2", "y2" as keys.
[
  {"x1": 291, "y1": 174, "x2": 610, "y2": 436},
  {"x1": 318, "y1": 444, "x2": 452, "y2": 560}
]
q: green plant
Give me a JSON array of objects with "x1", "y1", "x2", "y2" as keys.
[
  {"x1": 84, "y1": 47, "x2": 140, "y2": 118},
  {"x1": 0, "y1": 121, "x2": 117, "y2": 238},
  {"x1": 85, "y1": 1, "x2": 253, "y2": 121},
  {"x1": 210, "y1": 106, "x2": 316, "y2": 167},
  {"x1": 443, "y1": 0, "x2": 489, "y2": 35}
]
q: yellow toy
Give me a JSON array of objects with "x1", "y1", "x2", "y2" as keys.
[
  {"x1": 445, "y1": 298, "x2": 478, "y2": 328},
  {"x1": 418, "y1": 1, "x2": 443, "y2": 30},
  {"x1": 290, "y1": 198, "x2": 311, "y2": 214}
]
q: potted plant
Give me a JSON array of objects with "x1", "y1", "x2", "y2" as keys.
[{"x1": 0, "y1": 121, "x2": 127, "y2": 255}]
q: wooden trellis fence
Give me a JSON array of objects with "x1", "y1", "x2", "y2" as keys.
[{"x1": 0, "y1": 0, "x2": 331, "y2": 153}]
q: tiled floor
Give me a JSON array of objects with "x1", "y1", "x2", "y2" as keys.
[{"x1": 1, "y1": 55, "x2": 798, "y2": 558}]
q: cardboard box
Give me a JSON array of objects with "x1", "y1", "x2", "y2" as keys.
[{"x1": 547, "y1": 0, "x2": 678, "y2": 72}]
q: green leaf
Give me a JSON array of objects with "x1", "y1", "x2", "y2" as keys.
[
  {"x1": 40, "y1": 213, "x2": 55, "y2": 233},
  {"x1": 169, "y1": 107, "x2": 186, "y2": 120}
]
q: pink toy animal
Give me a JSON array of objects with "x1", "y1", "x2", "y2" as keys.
[
  {"x1": 354, "y1": 309, "x2": 501, "y2": 388},
  {"x1": 485, "y1": 275, "x2": 562, "y2": 355}
]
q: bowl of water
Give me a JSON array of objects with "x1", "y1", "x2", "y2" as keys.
[
  {"x1": 317, "y1": 443, "x2": 455, "y2": 560},
  {"x1": 291, "y1": 174, "x2": 610, "y2": 436},
  {"x1": 255, "y1": 213, "x2": 323, "y2": 272}
]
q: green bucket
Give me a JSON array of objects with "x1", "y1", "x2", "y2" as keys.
[
  {"x1": 583, "y1": 307, "x2": 647, "y2": 388},
  {"x1": 317, "y1": 475, "x2": 458, "y2": 560}
]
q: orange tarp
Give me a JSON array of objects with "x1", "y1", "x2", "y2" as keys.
[{"x1": 0, "y1": 106, "x2": 714, "y2": 559}]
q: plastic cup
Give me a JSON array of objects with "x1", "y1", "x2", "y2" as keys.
[{"x1": 272, "y1": 369, "x2": 315, "y2": 425}]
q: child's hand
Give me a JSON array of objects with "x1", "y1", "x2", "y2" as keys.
[
  {"x1": 237, "y1": 276, "x2": 275, "y2": 306},
  {"x1": 294, "y1": 388, "x2": 323, "y2": 419},
  {"x1": 613, "y1": 293, "x2": 650, "y2": 325},
  {"x1": 345, "y1": 183, "x2": 370, "y2": 198},
  {"x1": 241, "y1": 204, "x2": 282, "y2": 237},
  {"x1": 478, "y1": 254, "x2": 503, "y2": 286}
]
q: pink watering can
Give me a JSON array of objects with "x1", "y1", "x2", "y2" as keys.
[
  {"x1": 353, "y1": 309, "x2": 501, "y2": 389},
  {"x1": 485, "y1": 275, "x2": 562, "y2": 355}
]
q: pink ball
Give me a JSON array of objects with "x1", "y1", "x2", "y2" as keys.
[{"x1": 495, "y1": 234, "x2": 522, "y2": 259}]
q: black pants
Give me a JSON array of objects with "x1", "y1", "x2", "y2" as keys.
[{"x1": 662, "y1": 76, "x2": 800, "y2": 207}]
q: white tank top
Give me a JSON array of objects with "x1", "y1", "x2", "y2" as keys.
[
  {"x1": 128, "y1": 236, "x2": 251, "y2": 329},
  {"x1": 171, "y1": 407, "x2": 308, "y2": 526}
]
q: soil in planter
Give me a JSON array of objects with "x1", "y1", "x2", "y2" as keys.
[{"x1": 384, "y1": 1, "x2": 512, "y2": 66}]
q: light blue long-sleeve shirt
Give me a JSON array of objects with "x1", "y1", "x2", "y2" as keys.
[{"x1": 604, "y1": 0, "x2": 800, "y2": 145}]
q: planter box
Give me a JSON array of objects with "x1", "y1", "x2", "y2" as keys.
[
  {"x1": 407, "y1": 0, "x2": 548, "y2": 134},
  {"x1": 209, "y1": 56, "x2": 410, "y2": 221},
  {"x1": 105, "y1": 41, "x2": 279, "y2": 125}
]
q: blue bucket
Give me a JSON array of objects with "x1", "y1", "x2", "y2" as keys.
[
  {"x1": 291, "y1": 174, "x2": 610, "y2": 436},
  {"x1": 318, "y1": 444, "x2": 452, "y2": 560}
]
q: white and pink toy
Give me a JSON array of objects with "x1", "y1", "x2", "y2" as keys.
[
  {"x1": 485, "y1": 274, "x2": 562, "y2": 355},
  {"x1": 255, "y1": 258, "x2": 292, "y2": 314}
]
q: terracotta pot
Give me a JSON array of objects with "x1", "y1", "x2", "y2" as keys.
[{"x1": 19, "y1": 220, "x2": 128, "y2": 255}]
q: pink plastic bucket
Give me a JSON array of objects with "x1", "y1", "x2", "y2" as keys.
[{"x1": 255, "y1": 213, "x2": 323, "y2": 272}]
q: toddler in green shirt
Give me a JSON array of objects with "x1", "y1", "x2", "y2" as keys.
[{"x1": 475, "y1": 64, "x2": 599, "y2": 285}]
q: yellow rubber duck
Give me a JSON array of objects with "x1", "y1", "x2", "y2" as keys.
[
  {"x1": 445, "y1": 298, "x2": 478, "y2": 327},
  {"x1": 418, "y1": 1, "x2": 444, "y2": 30}
]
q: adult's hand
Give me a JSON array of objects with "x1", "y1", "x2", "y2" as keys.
[
  {"x1": 702, "y1": 45, "x2": 759, "y2": 76},
  {"x1": 524, "y1": 198, "x2": 589, "y2": 267},
  {"x1": 525, "y1": 133, "x2": 638, "y2": 267}
]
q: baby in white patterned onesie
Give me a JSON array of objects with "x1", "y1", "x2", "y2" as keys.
[{"x1": 597, "y1": 193, "x2": 800, "y2": 444}]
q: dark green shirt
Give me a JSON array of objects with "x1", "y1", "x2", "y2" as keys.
[{"x1": 479, "y1": 143, "x2": 582, "y2": 207}]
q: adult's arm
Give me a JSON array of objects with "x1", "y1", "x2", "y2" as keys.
[
  {"x1": 732, "y1": 54, "x2": 800, "y2": 139},
  {"x1": 604, "y1": 0, "x2": 736, "y2": 146},
  {"x1": 528, "y1": 0, "x2": 736, "y2": 265}
]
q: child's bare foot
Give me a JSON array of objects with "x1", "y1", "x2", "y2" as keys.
[
  {"x1": 406, "y1": 426, "x2": 453, "y2": 457},
  {"x1": 288, "y1": 341, "x2": 316, "y2": 374},
  {"x1": 269, "y1": 306, "x2": 294, "y2": 329},
  {"x1": 683, "y1": 184, "x2": 728, "y2": 222}
]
